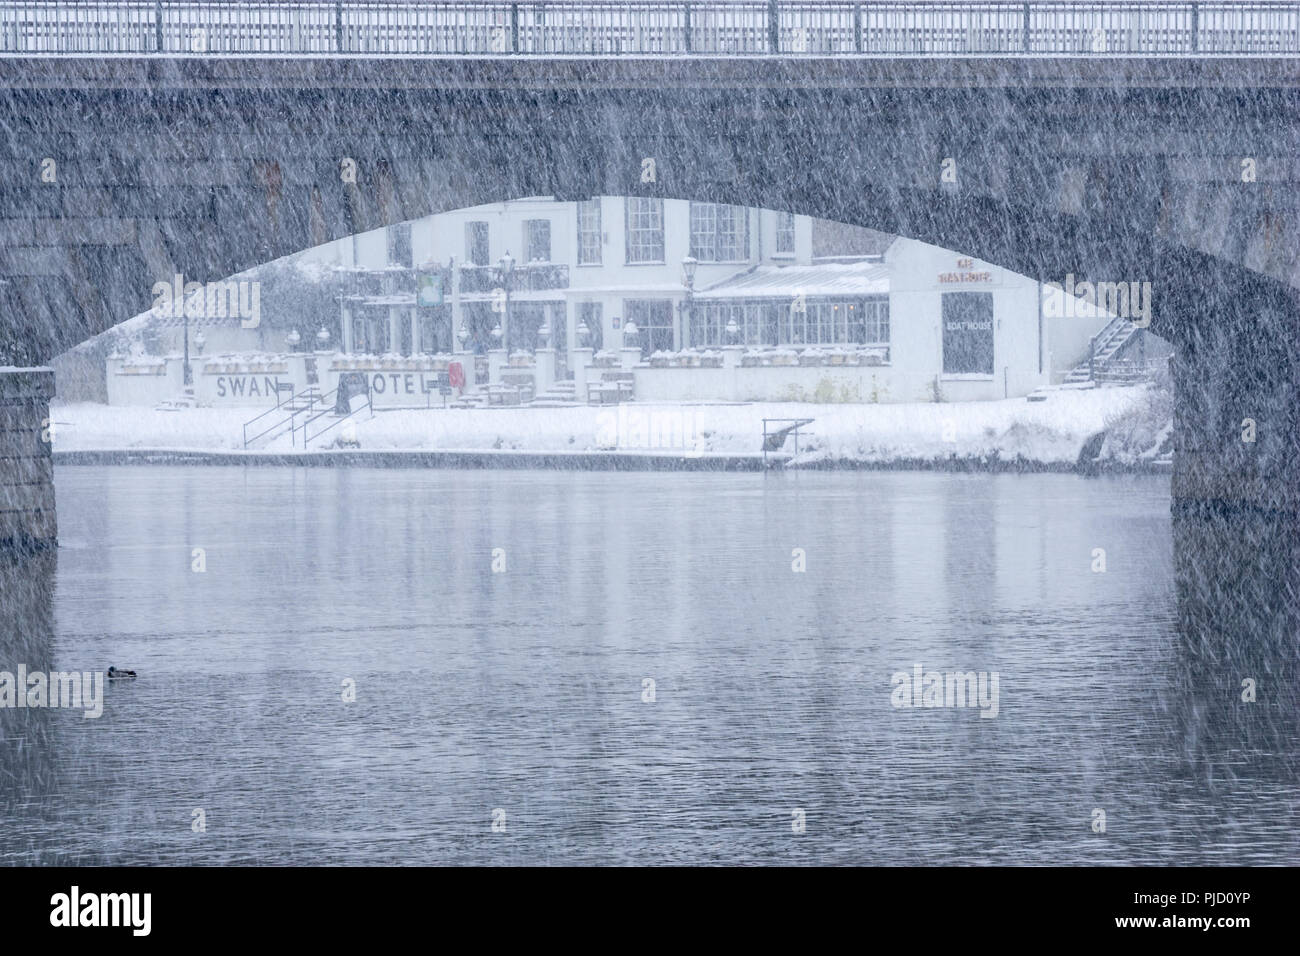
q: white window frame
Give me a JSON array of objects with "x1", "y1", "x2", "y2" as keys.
[
  {"x1": 625, "y1": 198, "x2": 664, "y2": 264},
  {"x1": 576, "y1": 199, "x2": 602, "y2": 265}
]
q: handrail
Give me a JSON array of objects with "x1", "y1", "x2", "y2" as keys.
[
  {"x1": 298, "y1": 388, "x2": 373, "y2": 448},
  {"x1": 240, "y1": 382, "x2": 300, "y2": 448},
  {"x1": 762, "y1": 416, "x2": 814, "y2": 466},
  {"x1": 1, "y1": 2, "x2": 1297, "y2": 58},
  {"x1": 1085, "y1": 313, "x2": 1141, "y2": 381},
  {"x1": 242, "y1": 385, "x2": 325, "y2": 449}
]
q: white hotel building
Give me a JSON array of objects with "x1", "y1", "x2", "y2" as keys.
[
  {"x1": 328, "y1": 195, "x2": 1118, "y2": 404},
  {"x1": 101, "y1": 196, "x2": 1139, "y2": 407}
]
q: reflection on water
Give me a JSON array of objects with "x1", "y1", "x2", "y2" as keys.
[{"x1": 0, "y1": 466, "x2": 1296, "y2": 865}]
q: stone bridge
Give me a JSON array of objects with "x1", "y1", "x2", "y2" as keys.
[{"x1": 0, "y1": 2, "x2": 1296, "y2": 687}]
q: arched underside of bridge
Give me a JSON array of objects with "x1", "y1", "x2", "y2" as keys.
[
  {"x1": 1, "y1": 59, "x2": 1295, "y2": 501},
  {"x1": 0, "y1": 59, "x2": 1298, "y2": 669}
]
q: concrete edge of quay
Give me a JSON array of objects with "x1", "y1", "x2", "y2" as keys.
[{"x1": 50, "y1": 448, "x2": 1174, "y2": 475}]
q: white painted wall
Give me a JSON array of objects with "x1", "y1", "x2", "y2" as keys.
[
  {"x1": 105, "y1": 357, "x2": 185, "y2": 406},
  {"x1": 887, "y1": 237, "x2": 1049, "y2": 402}
]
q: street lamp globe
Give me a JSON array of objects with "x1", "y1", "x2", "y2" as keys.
[
  {"x1": 725, "y1": 317, "x2": 739, "y2": 341},
  {"x1": 576, "y1": 319, "x2": 591, "y2": 343},
  {"x1": 317, "y1": 326, "x2": 331, "y2": 347},
  {"x1": 457, "y1": 323, "x2": 469, "y2": 344},
  {"x1": 499, "y1": 251, "x2": 515, "y2": 277},
  {"x1": 286, "y1": 329, "x2": 301, "y2": 350},
  {"x1": 490, "y1": 322, "x2": 503, "y2": 340},
  {"x1": 681, "y1": 255, "x2": 699, "y2": 287},
  {"x1": 193, "y1": 330, "x2": 206, "y2": 354},
  {"x1": 623, "y1": 320, "x2": 639, "y2": 338}
]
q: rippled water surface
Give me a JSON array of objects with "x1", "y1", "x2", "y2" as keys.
[{"x1": 1, "y1": 466, "x2": 1296, "y2": 865}]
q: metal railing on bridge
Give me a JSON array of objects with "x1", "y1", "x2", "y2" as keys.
[{"x1": 1, "y1": 1, "x2": 1297, "y2": 57}]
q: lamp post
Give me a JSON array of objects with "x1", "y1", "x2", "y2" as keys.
[
  {"x1": 725, "y1": 317, "x2": 740, "y2": 344},
  {"x1": 286, "y1": 329, "x2": 301, "y2": 352},
  {"x1": 537, "y1": 320, "x2": 551, "y2": 350},
  {"x1": 576, "y1": 319, "x2": 591, "y2": 346},
  {"x1": 498, "y1": 251, "x2": 515, "y2": 353},
  {"x1": 317, "y1": 326, "x2": 331, "y2": 350},
  {"x1": 182, "y1": 299, "x2": 193, "y2": 386},
  {"x1": 678, "y1": 255, "x2": 698, "y2": 348},
  {"x1": 623, "y1": 319, "x2": 639, "y2": 352},
  {"x1": 193, "y1": 330, "x2": 206, "y2": 356},
  {"x1": 457, "y1": 322, "x2": 470, "y2": 349}
]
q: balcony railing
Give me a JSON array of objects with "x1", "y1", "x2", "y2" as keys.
[
  {"x1": 1, "y1": 2, "x2": 1297, "y2": 57},
  {"x1": 458, "y1": 262, "x2": 569, "y2": 294}
]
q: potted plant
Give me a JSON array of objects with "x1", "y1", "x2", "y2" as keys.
[
  {"x1": 799, "y1": 348, "x2": 826, "y2": 367},
  {"x1": 771, "y1": 349, "x2": 798, "y2": 367}
]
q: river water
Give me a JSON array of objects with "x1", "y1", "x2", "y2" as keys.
[{"x1": 1, "y1": 466, "x2": 1296, "y2": 865}]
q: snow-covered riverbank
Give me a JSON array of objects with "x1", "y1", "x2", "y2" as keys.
[{"x1": 49, "y1": 384, "x2": 1164, "y2": 470}]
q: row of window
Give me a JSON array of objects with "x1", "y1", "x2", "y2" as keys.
[
  {"x1": 349, "y1": 292, "x2": 996, "y2": 374},
  {"x1": 690, "y1": 298, "x2": 891, "y2": 348},
  {"x1": 462, "y1": 201, "x2": 798, "y2": 269}
]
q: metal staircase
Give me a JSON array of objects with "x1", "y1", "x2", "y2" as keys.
[
  {"x1": 1064, "y1": 315, "x2": 1140, "y2": 384},
  {"x1": 241, "y1": 385, "x2": 372, "y2": 449},
  {"x1": 242, "y1": 386, "x2": 319, "y2": 448}
]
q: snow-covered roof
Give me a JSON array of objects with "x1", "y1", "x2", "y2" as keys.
[{"x1": 696, "y1": 262, "x2": 889, "y2": 300}]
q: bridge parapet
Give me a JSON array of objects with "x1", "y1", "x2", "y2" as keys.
[{"x1": 0, "y1": 1, "x2": 1297, "y2": 58}]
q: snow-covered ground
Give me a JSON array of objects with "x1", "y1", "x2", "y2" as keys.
[{"x1": 49, "y1": 384, "x2": 1154, "y2": 467}]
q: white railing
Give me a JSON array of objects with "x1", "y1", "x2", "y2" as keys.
[{"x1": 1, "y1": 2, "x2": 1297, "y2": 56}]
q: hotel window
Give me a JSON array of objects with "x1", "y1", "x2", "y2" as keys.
[
  {"x1": 577, "y1": 301, "x2": 603, "y2": 351},
  {"x1": 576, "y1": 199, "x2": 602, "y2": 265},
  {"x1": 524, "y1": 219, "x2": 551, "y2": 263},
  {"x1": 786, "y1": 297, "x2": 889, "y2": 347},
  {"x1": 625, "y1": 299, "x2": 674, "y2": 355},
  {"x1": 690, "y1": 301, "x2": 771, "y2": 347},
  {"x1": 775, "y1": 212, "x2": 796, "y2": 255},
  {"x1": 389, "y1": 222, "x2": 413, "y2": 267},
  {"x1": 625, "y1": 198, "x2": 664, "y2": 263},
  {"x1": 465, "y1": 221, "x2": 489, "y2": 267},
  {"x1": 690, "y1": 203, "x2": 749, "y2": 262},
  {"x1": 692, "y1": 297, "x2": 888, "y2": 348}
]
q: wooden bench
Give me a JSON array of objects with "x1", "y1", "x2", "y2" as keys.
[{"x1": 586, "y1": 371, "x2": 635, "y2": 405}]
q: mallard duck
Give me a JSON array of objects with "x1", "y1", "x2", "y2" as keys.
[{"x1": 106, "y1": 666, "x2": 136, "y2": 680}]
